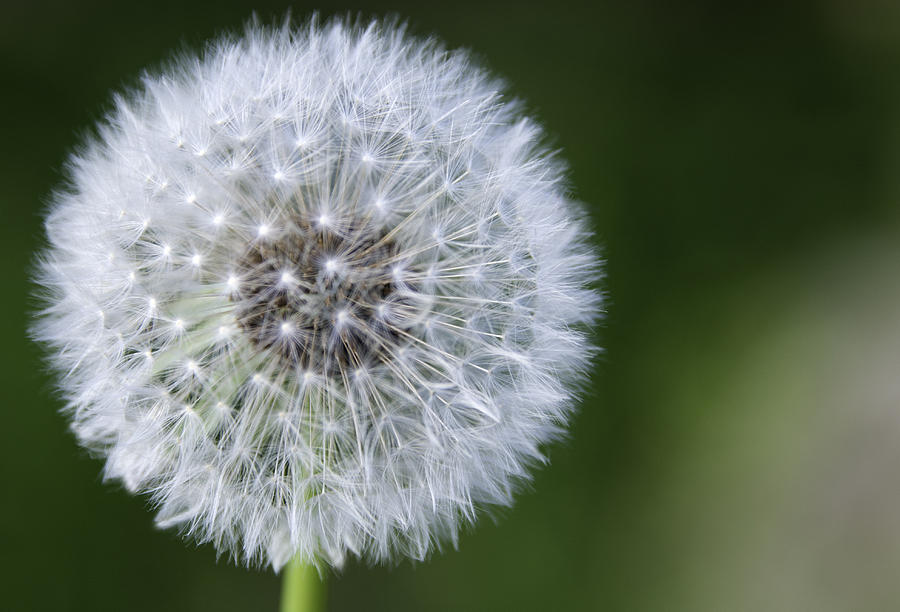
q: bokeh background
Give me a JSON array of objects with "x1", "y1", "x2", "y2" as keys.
[{"x1": 4, "y1": 1, "x2": 900, "y2": 610}]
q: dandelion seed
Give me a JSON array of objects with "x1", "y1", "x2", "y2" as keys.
[{"x1": 32, "y1": 17, "x2": 602, "y2": 571}]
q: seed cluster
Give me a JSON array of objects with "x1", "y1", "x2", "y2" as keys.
[
  {"x1": 234, "y1": 215, "x2": 411, "y2": 374},
  {"x1": 34, "y1": 20, "x2": 601, "y2": 569}
]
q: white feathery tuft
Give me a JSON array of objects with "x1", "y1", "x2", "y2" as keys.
[{"x1": 33, "y1": 16, "x2": 603, "y2": 570}]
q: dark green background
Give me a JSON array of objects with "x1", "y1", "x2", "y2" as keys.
[{"x1": 5, "y1": 1, "x2": 900, "y2": 610}]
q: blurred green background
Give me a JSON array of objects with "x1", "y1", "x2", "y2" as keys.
[{"x1": 5, "y1": 1, "x2": 900, "y2": 610}]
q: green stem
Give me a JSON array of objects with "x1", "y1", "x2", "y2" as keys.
[{"x1": 280, "y1": 556, "x2": 326, "y2": 612}]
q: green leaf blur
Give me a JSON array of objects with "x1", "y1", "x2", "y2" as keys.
[{"x1": 4, "y1": 1, "x2": 900, "y2": 610}]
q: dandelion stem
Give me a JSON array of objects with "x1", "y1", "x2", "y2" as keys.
[{"x1": 280, "y1": 556, "x2": 326, "y2": 612}]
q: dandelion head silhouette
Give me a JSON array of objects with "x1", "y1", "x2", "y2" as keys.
[{"x1": 34, "y1": 18, "x2": 602, "y2": 569}]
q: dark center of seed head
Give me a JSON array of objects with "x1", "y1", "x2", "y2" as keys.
[{"x1": 233, "y1": 216, "x2": 407, "y2": 374}]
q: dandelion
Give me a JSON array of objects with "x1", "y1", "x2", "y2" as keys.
[{"x1": 32, "y1": 17, "x2": 602, "y2": 574}]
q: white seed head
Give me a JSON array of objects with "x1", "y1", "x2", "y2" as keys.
[{"x1": 32, "y1": 17, "x2": 602, "y2": 570}]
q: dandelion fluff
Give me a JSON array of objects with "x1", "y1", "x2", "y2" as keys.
[{"x1": 33, "y1": 17, "x2": 602, "y2": 569}]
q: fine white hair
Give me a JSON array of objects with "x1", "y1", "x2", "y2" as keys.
[{"x1": 33, "y1": 16, "x2": 602, "y2": 569}]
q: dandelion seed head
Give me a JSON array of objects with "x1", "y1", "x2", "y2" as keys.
[{"x1": 32, "y1": 17, "x2": 602, "y2": 570}]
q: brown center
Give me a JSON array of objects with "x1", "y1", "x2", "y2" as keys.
[{"x1": 233, "y1": 216, "x2": 411, "y2": 374}]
